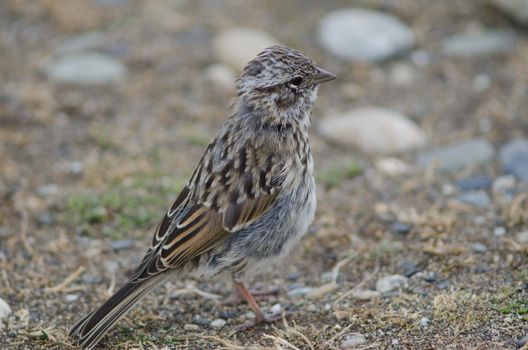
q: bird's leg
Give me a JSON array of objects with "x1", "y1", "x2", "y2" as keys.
[
  {"x1": 220, "y1": 283, "x2": 279, "y2": 306},
  {"x1": 233, "y1": 281, "x2": 283, "y2": 331}
]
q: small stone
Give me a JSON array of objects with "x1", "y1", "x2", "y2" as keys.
[
  {"x1": 213, "y1": 28, "x2": 280, "y2": 71},
  {"x1": 475, "y1": 265, "x2": 491, "y2": 274},
  {"x1": 473, "y1": 74, "x2": 491, "y2": 92},
  {"x1": 442, "y1": 30, "x2": 516, "y2": 57},
  {"x1": 424, "y1": 272, "x2": 438, "y2": 283},
  {"x1": 390, "y1": 222, "x2": 412, "y2": 235},
  {"x1": 442, "y1": 184, "x2": 456, "y2": 196},
  {"x1": 375, "y1": 157, "x2": 411, "y2": 176},
  {"x1": 515, "y1": 231, "x2": 528, "y2": 244},
  {"x1": 490, "y1": 0, "x2": 528, "y2": 25},
  {"x1": 321, "y1": 271, "x2": 334, "y2": 283},
  {"x1": 65, "y1": 294, "x2": 79, "y2": 302},
  {"x1": 68, "y1": 161, "x2": 83, "y2": 174},
  {"x1": 493, "y1": 175, "x2": 516, "y2": 198},
  {"x1": 376, "y1": 275, "x2": 409, "y2": 293},
  {"x1": 470, "y1": 242, "x2": 488, "y2": 253},
  {"x1": 517, "y1": 334, "x2": 528, "y2": 347},
  {"x1": 37, "y1": 184, "x2": 59, "y2": 197},
  {"x1": 192, "y1": 315, "x2": 210, "y2": 326},
  {"x1": 38, "y1": 213, "x2": 55, "y2": 225},
  {"x1": 269, "y1": 304, "x2": 282, "y2": 316},
  {"x1": 390, "y1": 63, "x2": 414, "y2": 86},
  {"x1": 493, "y1": 226, "x2": 507, "y2": 237},
  {"x1": 351, "y1": 290, "x2": 381, "y2": 301},
  {"x1": 417, "y1": 138, "x2": 494, "y2": 172},
  {"x1": 287, "y1": 287, "x2": 313, "y2": 297},
  {"x1": 392, "y1": 339, "x2": 400, "y2": 345},
  {"x1": 46, "y1": 53, "x2": 126, "y2": 85},
  {"x1": 499, "y1": 139, "x2": 528, "y2": 182},
  {"x1": 340, "y1": 334, "x2": 367, "y2": 349},
  {"x1": 399, "y1": 260, "x2": 420, "y2": 277},
  {"x1": 419, "y1": 317, "x2": 430, "y2": 327},
  {"x1": 57, "y1": 32, "x2": 106, "y2": 54},
  {"x1": 0, "y1": 297, "x2": 12, "y2": 325},
  {"x1": 210, "y1": 318, "x2": 226, "y2": 329},
  {"x1": 205, "y1": 64, "x2": 236, "y2": 92},
  {"x1": 437, "y1": 279, "x2": 449, "y2": 290},
  {"x1": 218, "y1": 311, "x2": 235, "y2": 319},
  {"x1": 457, "y1": 176, "x2": 492, "y2": 191},
  {"x1": 287, "y1": 271, "x2": 302, "y2": 281},
  {"x1": 111, "y1": 239, "x2": 134, "y2": 251},
  {"x1": 319, "y1": 107, "x2": 426, "y2": 155},
  {"x1": 458, "y1": 191, "x2": 491, "y2": 208},
  {"x1": 318, "y1": 8, "x2": 414, "y2": 62},
  {"x1": 183, "y1": 323, "x2": 199, "y2": 331},
  {"x1": 410, "y1": 50, "x2": 430, "y2": 67},
  {"x1": 474, "y1": 216, "x2": 486, "y2": 225},
  {"x1": 244, "y1": 311, "x2": 255, "y2": 319}
]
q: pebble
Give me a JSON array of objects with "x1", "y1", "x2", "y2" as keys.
[
  {"x1": 458, "y1": 191, "x2": 491, "y2": 208},
  {"x1": 493, "y1": 226, "x2": 506, "y2": 237},
  {"x1": 419, "y1": 317, "x2": 431, "y2": 327},
  {"x1": 183, "y1": 323, "x2": 199, "y2": 331},
  {"x1": 192, "y1": 315, "x2": 210, "y2": 326},
  {"x1": 318, "y1": 8, "x2": 414, "y2": 62},
  {"x1": 209, "y1": 318, "x2": 226, "y2": 329},
  {"x1": 492, "y1": 175, "x2": 516, "y2": 198},
  {"x1": 340, "y1": 334, "x2": 367, "y2": 349},
  {"x1": 515, "y1": 231, "x2": 528, "y2": 244},
  {"x1": 204, "y1": 63, "x2": 236, "y2": 92},
  {"x1": 37, "y1": 184, "x2": 60, "y2": 197},
  {"x1": 110, "y1": 239, "x2": 134, "y2": 251},
  {"x1": 417, "y1": 138, "x2": 494, "y2": 172},
  {"x1": 212, "y1": 28, "x2": 280, "y2": 71},
  {"x1": 490, "y1": 0, "x2": 528, "y2": 25},
  {"x1": 46, "y1": 52, "x2": 126, "y2": 85},
  {"x1": 244, "y1": 311, "x2": 256, "y2": 320},
  {"x1": 475, "y1": 265, "x2": 491, "y2": 274},
  {"x1": 57, "y1": 32, "x2": 107, "y2": 54},
  {"x1": 410, "y1": 50, "x2": 431, "y2": 67},
  {"x1": 499, "y1": 139, "x2": 528, "y2": 182},
  {"x1": 65, "y1": 294, "x2": 79, "y2": 302},
  {"x1": 287, "y1": 271, "x2": 302, "y2": 281},
  {"x1": 321, "y1": 271, "x2": 335, "y2": 283},
  {"x1": 319, "y1": 107, "x2": 426, "y2": 155},
  {"x1": 437, "y1": 279, "x2": 449, "y2": 290},
  {"x1": 442, "y1": 30, "x2": 516, "y2": 57},
  {"x1": 399, "y1": 260, "x2": 420, "y2": 277},
  {"x1": 375, "y1": 157, "x2": 411, "y2": 176},
  {"x1": 0, "y1": 297, "x2": 11, "y2": 328},
  {"x1": 470, "y1": 242, "x2": 488, "y2": 253},
  {"x1": 269, "y1": 303, "x2": 282, "y2": 316},
  {"x1": 38, "y1": 213, "x2": 55, "y2": 225},
  {"x1": 376, "y1": 275, "x2": 409, "y2": 293},
  {"x1": 351, "y1": 290, "x2": 381, "y2": 301},
  {"x1": 424, "y1": 272, "x2": 438, "y2": 283},
  {"x1": 390, "y1": 222, "x2": 412, "y2": 235},
  {"x1": 517, "y1": 334, "x2": 528, "y2": 347},
  {"x1": 390, "y1": 63, "x2": 414, "y2": 86},
  {"x1": 457, "y1": 176, "x2": 492, "y2": 191},
  {"x1": 287, "y1": 287, "x2": 314, "y2": 297}
]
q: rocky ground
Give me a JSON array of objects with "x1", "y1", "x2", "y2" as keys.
[{"x1": 0, "y1": 0, "x2": 527, "y2": 349}]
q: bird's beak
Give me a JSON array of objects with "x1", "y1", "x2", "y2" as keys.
[{"x1": 314, "y1": 67, "x2": 338, "y2": 84}]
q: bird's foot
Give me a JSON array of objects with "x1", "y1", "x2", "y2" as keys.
[
  {"x1": 235, "y1": 311, "x2": 289, "y2": 332},
  {"x1": 219, "y1": 286, "x2": 280, "y2": 306}
]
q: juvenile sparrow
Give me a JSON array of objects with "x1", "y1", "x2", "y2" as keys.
[{"x1": 69, "y1": 45, "x2": 336, "y2": 349}]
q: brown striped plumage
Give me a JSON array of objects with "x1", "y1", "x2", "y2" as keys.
[{"x1": 69, "y1": 46, "x2": 336, "y2": 349}]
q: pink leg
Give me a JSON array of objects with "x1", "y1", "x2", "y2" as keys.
[{"x1": 233, "y1": 281, "x2": 284, "y2": 330}]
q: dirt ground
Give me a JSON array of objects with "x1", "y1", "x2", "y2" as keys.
[{"x1": 0, "y1": 0, "x2": 527, "y2": 349}]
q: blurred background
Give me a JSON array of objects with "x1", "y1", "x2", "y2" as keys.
[{"x1": 0, "y1": 0, "x2": 527, "y2": 349}]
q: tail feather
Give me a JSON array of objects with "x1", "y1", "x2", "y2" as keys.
[{"x1": 69, "y1": 274, "x2": 168, "y2": 349}]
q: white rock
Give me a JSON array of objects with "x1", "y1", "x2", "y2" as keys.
[
  {"x1": 516, "y1": 231, "x2": 528, "y2": 244},
  {"x1": 205, "y1": 63, "x2": 237, "y2": 92},
  {"x1": 375, "y1": 157, "x2": 411, "y2": 176},
  {"x1": 65, "y1": 294, "x2": 79, "y2": 302},
  {"x1": 183, "y1": 323, "x2": 199, "y2": 331},
  {"x1": 319, "y1": 107, "x2": 426, "y2": 155},
  {"x1": 318, "y1": 8, "x2": 414, "y2": 62},
  {"x1": 376, "y1": 275, "x2": 409, "y2": 293},
  {"x1": 419, "y1": 317, "x2": 431, "y2": 327},
  {"x1": 0, "y1": 297, "x2": 11, "y2": 328},
  {"x1": 340, "y1": 334, "x2": 367, "y2": 349},
  {"x1": 210, "y1": 318, "x2": 226, "y2": 329},
  {"x1": 270, "y1": 303, "x2": 282, "y2": 315},
  {"x1": 213, "y1": 28, "x2": 281, "y2": 71},
  {"x1": 390, "y1": 63, "x2": 414, "y2": 86},
  {"x1": 46, "y1": 52, "x2": 126, "y2": 85}
]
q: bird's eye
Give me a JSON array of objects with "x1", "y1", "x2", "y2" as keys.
[{"x1": 289, "y1": 76, "x2": 303, "y2": 86}]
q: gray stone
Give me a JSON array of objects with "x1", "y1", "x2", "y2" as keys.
[
  {"x1": 209, "y1": 318, "x2": 226, "y2": 329},
  {"x1": 318, "y1": 8, "x2": 414, "y2": 62},
  {"x1": 442, "y1": 30, "x2": 516, "y2": 57},
  {"x1": 183, "y1": 323, "x2": 199, "y2": 331},
  {"x1": 351, "y1": 290, "x2": 381, "y2": 301},
  {"x1": 270, "y1": 303, "x2": 282, "y2": 316},
  {"x1": 417, "y1": 138, "x2": 494, "y2": 172},
  {"x1": 457, "y1": 176, "x2": 492, "y2": 191},
  {"x1": 458, "y1": 191, "x2": 491, "y2": 207},
  {"x1": 515, "y1": 231, "x2": 528, "y2": 244},
  {"x1": 493, "y1": 226, "x2": 507, "y2": 237},
  {"x1": 319, "y1": 107, "x2": 426, "y2": 155},
  {"x1": 517, "y1": 334, "x2": 528, "y2": 347},
  {"x1": 287, "y1": 287, "x2": 313, "y2": 297},
  {"x1": 65, "y1": 294, "x2": 79, "y2": 302},
  {"x1": 57, "y1": 32, "x2": 106, "y2": 54},
  {"x1": 499, "y1": 139, "x2": 528, "y2": 182},
  {"x1": 390, "y1": 222, "x2": 412, "y2": 235},
  {"x1": 111, "y1": 239, "x2": 134, "y2": 251},
  {"x1": 376, "y1": 275, "x2": 409, "y2": 293},
  {"x1": 46, "y1": 53, "x2": 126, "y2": 85},
  {"x1": 340, "y1": 334, "x2": 367, "y2": 349},
  {"x1": 0, "y1": 297, "x2": 11, "y2": 329},
  {"x1": 490, "y1": 0, "x2": 528, "y2": 25},
  {"x1": 419, "y1": 317, "x2": 431, "y2": 327},
  {"x1": 470, "y1": 242, "x2": 488, "y2": 253},
  {"x1": 213, "y1": 28, "x2": 280, "y2": 71}
]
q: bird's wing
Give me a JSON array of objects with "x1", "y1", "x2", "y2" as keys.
[{"x1": 131, "y1": 141, "x2": 282, "y2": 282}]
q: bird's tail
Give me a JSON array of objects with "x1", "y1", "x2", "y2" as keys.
[{"x1": 69, "y1": 274, "x2": 168, "y2": 349}]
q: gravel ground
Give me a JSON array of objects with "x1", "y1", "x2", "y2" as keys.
[{"x1": 0, "y1": 1, "x2": 527, "y2": 349}]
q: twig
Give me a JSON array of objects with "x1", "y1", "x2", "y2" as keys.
[
  {"x1": 45, "y1": 266, "x2": 85, "y2": 293},
  {"x1": 106, "y1": 269, "x2": 116, "y2": 295},
  {"x1": 14, "y1": 191, "x2": 33, "y2": 256},
  {"x1": 1, "y1": 270, "x2": 14, "y2": 294}
]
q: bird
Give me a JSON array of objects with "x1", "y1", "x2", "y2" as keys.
[{"x1": 69, "y1": 45, "x2": 337, "y2": 349}]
